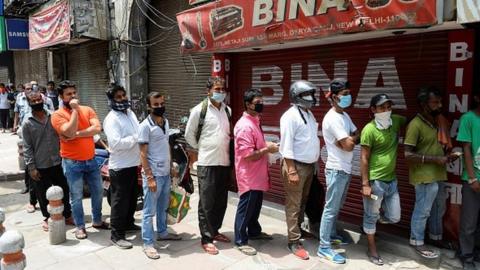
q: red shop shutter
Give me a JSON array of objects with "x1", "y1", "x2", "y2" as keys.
[{"x1": 231, "y1": 31, "x2": 452, "y2": 235}]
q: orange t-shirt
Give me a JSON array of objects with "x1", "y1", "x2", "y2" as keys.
[{"x1": 51, "y1": 106, "x2": 97, "y2": 161}]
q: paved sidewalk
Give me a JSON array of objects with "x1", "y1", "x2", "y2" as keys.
[
  {"x1": 0, "y1": 131, "x2": 23, "y2": 180},
  {"x1": 0, "y1": 179, "x2": 439, "y2": 270}
]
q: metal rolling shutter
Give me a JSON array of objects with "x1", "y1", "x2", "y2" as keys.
[
  {"x1": 148, "y1": 0, "x2": 212, "y2": 127},
  {"x1": 13, "y1": 49, "x2": 48, "y2": 86},
  {"x1": 67, "y1": 41, "x2": 110, "y2": 123},
  {"x1": 233, "y1": 31, "x2": 450, "y2": 233},
  {"x1": 0, "y1": 67, "x2": 9, "y2": 84}
]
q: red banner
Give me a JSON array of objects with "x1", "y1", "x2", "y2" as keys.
[
  {"x1": 29, "y1": 0, "x2": 70, "y2": 50},
  {"x1": 177, "y1": 0, "x2": 437, "y2": 53}
]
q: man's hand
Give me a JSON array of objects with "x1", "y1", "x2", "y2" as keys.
[
  {"x1": 287, "y1": 171, "x2": 300, "y2": 185},
  {"x1": 471, "y1": 181, "x2": 480, "y2": 193},
  {"x1": 447, "y1": 152, "x2": 461, "y2": 163},
  {"x1": 60, "y1": 134, "x2": 76, "y2": 141},
  {"x1": 435, "y1": 156, "x2": 449, "y2": 165},
  {"x1": 69, "y1": 99, "x2": 80, "y2": 110},
  {"x1": 171, "y1": 165, "x2": 179, "y2": 178},
  {"x1": 29, "y1": 169, "x2": 41, "y2": 181},
  {"x1": 266, "y1": 141, "x2": 279, "y2": 153},
  {"x1": 147, "y1": 176, "x2": 157, "y2": 192},
  {"x1": 361, "y1": 184, "x2": 372, "y2": 197}
]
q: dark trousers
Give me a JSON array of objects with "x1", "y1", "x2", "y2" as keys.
[
  {"x1": 25, "y1": 170, "x2": 37, "y2": 205},
  {"x1": 234, "y1": 190, "x2": 263, "y2": 246},
  {"x1": 197, "y1": 165, "x2": 230, "y2": 244},
  {"x1": 460, "y1": 182, "x2": 480, "y2": 261},
  {"x1": 34, "y1": 165, "x2": 72, "y2": 220},
  {"x1": 110, "y1": 166, "x2": 138, "y2": 240},
  {"x1": 0, "y1": 109, "x2": 8, "y2": 129}
]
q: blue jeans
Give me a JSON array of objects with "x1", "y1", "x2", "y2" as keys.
[
  {"x1": 363, "y1": 180, "x2": 401, "y2": 234},
  {"x1": 410, "y1": 181, "x2": 447, "y2": 246},
  {"x1": 62, "y1": 158, "x2": 103, "y2": 229},
  {"x1": 142, "y1": 175, "x2": 171, "y2": 247},
  {"x1": 319, "y1": 169, "x2": 351, "y2": 248}
]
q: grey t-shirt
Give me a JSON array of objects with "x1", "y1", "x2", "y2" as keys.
[{"x1": 138, "y1": 115, "x2": 170, "y2": 177}]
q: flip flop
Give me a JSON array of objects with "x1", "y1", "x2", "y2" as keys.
[
  {"x1": 236, "y1": 245, "x2": 257, "y2": 256},
  {"x1": 42, "y1": 220, "x2": 49, "y2": 232},
  {"x1": 75, "y1": 228, "x2": 88, "y2": 240},
  {"x1": 202, "y1": 243, "x2": 219, "y2": 255},
  {"x1": 367, "y1": 251, "x2": 384, "y2": 266},
  {"x1": 412, "y1": 245, "x2": 438, "y2": 259}
]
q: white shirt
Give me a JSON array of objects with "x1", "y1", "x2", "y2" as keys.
[
  {"x1": 280, "y1": 105, "x2": 320, "y2": 164},
  {"x1": 322, "y1": 108, "x2": 357, "y2": 173},
  {"x1": 0, "y1": 92, "x2": 9, "y2": 109},
  {"x1": 185, "y1": 99, "x2": 231, "y2": 166},
  {"x1": 103, "y1": 109, "x2": 140, "y2": 170}
]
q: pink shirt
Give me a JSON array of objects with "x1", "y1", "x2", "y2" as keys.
[{"x1": 234, "y1": 112, "x2": 270, "y2": 195}]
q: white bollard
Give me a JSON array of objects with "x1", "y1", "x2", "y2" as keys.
[
  {"x1": 46, "y1": 186, "x2": 66, "y2": 245},
  {"x1": 0, "y1": 230, "x2": 26, "y2": 270}
]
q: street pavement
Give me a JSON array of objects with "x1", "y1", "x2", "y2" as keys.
[{"x1": 0, "y1": 132, "x2": 465, "y2": 270}]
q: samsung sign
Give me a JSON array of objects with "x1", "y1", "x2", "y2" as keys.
[{"x1": 5, "y1": 18, "x2": 29, "y2": 50}]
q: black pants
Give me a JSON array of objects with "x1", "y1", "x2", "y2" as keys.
[
  {"x1": 197, "y1": 165, "x2": 230, "y2": 244},
  {"x1": 25, "y1": 170, "x2": 37, "y2": 205},
  {"x1": 460, "y1": 182, "x2": 480, "y2": 261},
  {"x1": 110, "y1": 166, "x2": 138, "y2": 240},
  {"x1": 33, "y1": 165, "x2": 72, "y2": 220},
  {"x1": 0, "y1": 109, "x2": 8, "y2": 129},
  {"x1": 234, "y1": 190, "x2": 263, "y2": 246}
]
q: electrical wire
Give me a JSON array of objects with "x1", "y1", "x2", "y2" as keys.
[
  {"x1": 134, "y1": 0, "x2": 176, "y2": 31},
  {"x1": 141, "y1": 0, "x2": 176, "y2": 24}
]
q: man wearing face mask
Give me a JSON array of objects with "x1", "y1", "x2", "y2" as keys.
[
  {"x1": 103, "y1": 84, "x2": 140, "y2": 249},
  {"x1": 51, "y1": 80, "x2": 109, "y2": 240},
  {"x1": 21, "y1": 91, "x2": 73, "y2": 231},
  {"x1": 279, "y1": 80, "x2": 320, "y2": 260},
  {"x1": 233, "y1": 88, "x2": 279, "y2": 256},
  {"x1": 139, "y1": 92, "x2": 182, "y2": 260},
  {"x1": 360, "y1": 94, "x2": 406, "y2": 265},
  {"x1": 404, "y1": 87, "x2": 458, "y2": 259},
  {"x1": 185, "y1": 77, "x2": 232, "y2": 255},
  {"x1": 317, "y1": 78, "x2": 359, "y2": 264}
]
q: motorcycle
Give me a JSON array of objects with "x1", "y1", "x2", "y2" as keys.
[{"x1": 169, "y1": 116, "x2": 194, "y2": 194}]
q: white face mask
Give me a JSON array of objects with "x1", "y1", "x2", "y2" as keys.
[
  {"x1": 302, "y1": 95, "x2": 313, "y2": 101},
  {"x1": 374, "y1": 111, "x2": 392, "y2": 130}
]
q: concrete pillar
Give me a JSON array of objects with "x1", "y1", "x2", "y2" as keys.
[
  {"x1": 0, "y1": 230, "x2": 26, "y2": 270},
  {"x1": 46, "y1": 186, "x2": 66, "y2": 245}
]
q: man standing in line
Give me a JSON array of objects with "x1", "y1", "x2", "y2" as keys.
[
  {"x1": 51, "y1": 80, "x2": 109, "y2": 240},
  {"x1": 404, "y1": 87, "x2": 457, "y2": 259},
  {"x1": 360, "y1": 94, "x2": 406, "y2": 265},
  {"x1": 103, "y1": 84, "x2": 141, "y2": 249},
  {"x1": 46, "y1": 81, "x2": 59, "y2": 110},
  {"x1": 317, "y1": 78, "x2": 359, "y2": 264},
  {"x1": 280, "y1": 80, "x2": 320, "y2": 260},
  {"x1": 22, "y1": 91, "x2": 73, "y2": 231},
  {"x1": 456, "y1": 91, "x2": 480, "y2": 270},
  {"x1": 185, "y1": 77, "x2": 232, "y2": 255},
  {"x1": 233, "y1": 88, "x2": 278, "y2": 256},
  {"x1": 139, "y1": 91, "x2": 181, "y2": 260}
]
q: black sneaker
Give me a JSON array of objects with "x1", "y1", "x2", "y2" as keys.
[{"x1": 111, "y1": 239, "x2": 133, "y2": 249}]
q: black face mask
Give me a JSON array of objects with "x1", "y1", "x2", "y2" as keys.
[
  {"x1": 110, "y1": 100, "x2": 130, "y2": 112},
  {"x1": 31, "y1": 102, "x2": 44, "y2": 112},
  {"x1": 253, "y1": 103, "x2": 264, "y2": 113},
  {"x1": 152, "y1": 106, "x2": 165, "y2": 117},
  {"x1": 428, "y1": 107, "x2": 442, "y2": 117}
]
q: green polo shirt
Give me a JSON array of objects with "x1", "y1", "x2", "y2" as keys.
[
  {"x1": 361, "y1": 114, "x2": 406, "y2": 182},
  {"x1": 457, "y1": 111, "x2": 480, "y2": 181},
  {"x1": 404, "y1": 114, "x2": 447, "y2": 185}
]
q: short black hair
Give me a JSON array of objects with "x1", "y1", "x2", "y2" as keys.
[
  {"x1": 0, "y1": 83, "x2": 4, "y2": 88},
  {"x1": 206, "y1": 76, "x2": 225, "y2": 90},
  {"x1": 472, "y1": 89, "x2": 480, "y2": 110},
  {"x1": 243, "y1": 88, "x2": 262, "y2": 110},
  {"x1": 417, "y1": 86, "x2": 442, "y2": 105},
  {"x1": 47, "y1": 81, "x2": 55, "y2": 86},
  {"x1": 106, "y1": 84, "x2": 126, "y2": 100},
  {"x1": 146, "y1": 91, "x2": 164, "y2": 107},
  {"x1": 58, "y1": 80, "x2": 76, "y2": 95}
]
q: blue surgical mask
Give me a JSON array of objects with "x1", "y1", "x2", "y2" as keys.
[
  {"x1": 211, "y1": 92, "x2": 226, "y2": 103},
  {"x1": 338, "y1": 94, "x2": 352, "y2": 108}
]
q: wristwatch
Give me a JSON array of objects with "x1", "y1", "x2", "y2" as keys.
[{"x1": 468, "y1": 178, "x2": 478, "y2": 184}]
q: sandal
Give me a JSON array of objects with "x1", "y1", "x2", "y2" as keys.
[
  {"x1": 202, "y1": 243, "x2": 219, "y2": 255},
  {"x1": 236, "y1": 245, "x2": 257, "y2": 256},
  {"x1": 75, "y1": 228, "x2": 88, "y2": 240},
  {"x1": 411, "y1": 245, "x2": 438, "y2": 259},
  {"x1": 42, "y1": 220, "x2": 49, "y2": 232},
  {"x1": 144, "y1": 246, "x2": 160, "y2": 260},
  {"x1": 213, "y1": 233, "x2": 231, "y2": 243},
  {"x1": 92, "y1": 221, "x2": 110, "y2": 230},
  {"x1": 367, "y1": 251, "x2": 384, "y2": 266}
]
